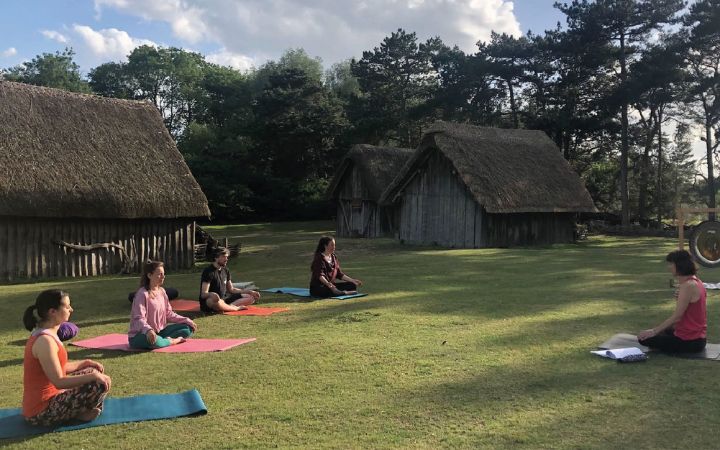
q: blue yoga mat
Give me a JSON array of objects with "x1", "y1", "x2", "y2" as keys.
[
  {"x1": 334, "y1": 293, "x2": 368, "y2": 300},
  {"x1": 261, "y1": 287, "x2": 367, "y2": 300},
  {"x1": 0, "y1": 389, "x2": 206, "y2": 439},
  {"x1": 261, "y1": 287, "x2": 312, "y2": 297}
]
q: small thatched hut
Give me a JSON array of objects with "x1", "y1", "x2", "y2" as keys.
[
  {"x1": 379, "y1": 122, "x2": 597, "y2": 247},
  {"x1": 0, "y1": 81, "x2": 210, "y2": 281},
  {"x1": 327, "y1": 144, "x2": 414, "y2": 238}
]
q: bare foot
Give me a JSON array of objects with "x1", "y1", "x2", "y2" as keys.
[
  {"x1": 76, "y1": 407, "x2": 102, "y2": 422},
  {"x1": 169, "y1": 337, "x2": 187, "y2": 345},
  {"x1": 234, "y1": 305, "x2": 248, "y2": 311}
]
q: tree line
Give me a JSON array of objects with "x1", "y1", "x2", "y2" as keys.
[{"x1": 3, "y1": 0, "x2": 719, "y2": 227}]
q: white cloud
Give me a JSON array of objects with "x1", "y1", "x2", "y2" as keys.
[
  {"x1": 41, "y1": 30, "x2": 69, "y2": 44},
  {"x1": 2, "y1": 47, "x2": 17, "y2": 57},
  {"x1": 72, "y1": 24, "x2": 157, "y2": 61},
  {"x1": 205, "y1": 49, "x2": 257, "y2": 72},
  {"x1": 94, "y1": 0, "x2": 208, "y2": 43},
  {"x1": 93, "y1": 0, "x2": 522, "y2": 65}
]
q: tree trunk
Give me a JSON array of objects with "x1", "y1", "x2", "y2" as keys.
[
  {"x1": 707, "y1": 115, "x2": 716, "y2": 221},
  {"x1": 563, "y1": 132, "x2": 572, "y2": 162},
  {"x1": 507, "y1": 79, "x2": 519, "y2": 128},
  {"x1": 655, "y1": 108, "x2": 663, "y2": 228},
  {"x1": 619, "y1": 34, "x2": 630, "y2": 228},
  {"x1": 638, "y1": 128, "x2": 653, "y2": 224}
]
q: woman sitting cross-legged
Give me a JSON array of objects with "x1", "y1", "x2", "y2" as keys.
[
  {"x1": 128, "y1": 261, "x2": 198, "y2": 349},
  {"x1": 309, "y1": 236, "x2": 363, "y2": 298},
  {"x1": 22, "y1": 289, "x2": 111, "y2": 426},
  {"x1": 637, "y1": 250, "x2": 707, "y2": 353}
]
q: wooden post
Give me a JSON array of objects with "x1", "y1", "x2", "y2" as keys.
[{"x1": 678, "y1": 208, "x2": 685, "y2": 250}]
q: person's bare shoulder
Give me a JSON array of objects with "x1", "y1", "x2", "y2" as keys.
[{"x1": 681, "y1": 279, "x2": 700, "y2": 299}]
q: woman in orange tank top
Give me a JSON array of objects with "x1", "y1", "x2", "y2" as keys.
[
  {"x1": 22, "y1": 289, "x2": 112, "y2": 426},
  {"x1": 637, "y1": 250, "x2": 707, "y2": 353}
]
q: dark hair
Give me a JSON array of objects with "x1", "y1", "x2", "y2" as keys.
[
  {"x1": 666, "y1": 250, "x2": 697, "y2": 276},
  {"x1": 315, "y1": 236, "x2": 335, "y2": 254},
  {"x1": 140, "y1": 260, "x2": 165, "y2": 290},
  {"x1": 23, "y1": 289, "x2": 68, "y2": 331},
  {"x1": 212, "y1": 247, "x2": 229, "y2": 260}
]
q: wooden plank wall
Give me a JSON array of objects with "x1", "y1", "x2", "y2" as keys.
[
  {"x1": 396, "y1": 150, "x2": 575, "y2": 248},
  {"x1": 484, "y1": 212, "x2": 575, "y2": 247},
  {"x1": 334, "y1": 164, "x2": 396, "y2": 238},
  {"x1": 398, "y1": 151, "x2": 481, "y2": 247},
  {"x1": 0, "y1": 217, "x2": 196, "y2": 282}
]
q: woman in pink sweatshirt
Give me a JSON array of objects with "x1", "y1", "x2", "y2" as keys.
[{"x1": 128, "y1": 261, "x2": 197, "y2": 349}]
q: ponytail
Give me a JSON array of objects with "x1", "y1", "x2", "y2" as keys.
[
  {"x1": 23, "y1": 289, "x2": 68, "y2": 331},
  {"x1": 22, "y1": 305, "x2": 38, "y2": 331}
]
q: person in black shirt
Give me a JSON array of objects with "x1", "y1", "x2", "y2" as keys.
[{"x1": 199, "y1": 247, "x2": 260, "y2": 312}]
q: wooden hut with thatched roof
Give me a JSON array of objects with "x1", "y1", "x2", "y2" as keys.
[
  {"x1": 327, "y1": 144, "x2": 414, "y2": 238},
  {"x1": 379, "y1": 122, "x2": 597, "y2": 248},
  {"x1": 0, "y1": 81, "x2": 210, "y2": 281}
]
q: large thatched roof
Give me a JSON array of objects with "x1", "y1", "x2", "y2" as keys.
[
  {"x1": 327, "y1": 144, "x2": 414, "y2": 201},
  {"x1": 380, "y1": 122, "x2": 597, "y2": 213},
  {"x1": 0, "y1": 81, "x2": 209, "y2": 219}
]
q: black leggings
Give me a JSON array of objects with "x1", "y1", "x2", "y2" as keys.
[
  {"x1": 310, "y1": 282, "x2": 357, "y2": 298},
  {"x1": 639, "y1": 328, "x2": 706, "y2": 353}
]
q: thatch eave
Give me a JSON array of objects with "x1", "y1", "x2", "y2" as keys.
[
  {"x1": 0, "y1": 81, "x2": 210, "y2": 219},
  {"x1": 328, "y1": 144, "x2": 414, "y2": 202},
  {"x1": 326, "y1": 159, "x2": 353, "y2": 199}
]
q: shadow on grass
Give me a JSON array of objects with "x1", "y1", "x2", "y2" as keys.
[
  {"x1": 75, "y1": 317, "x2": 130, "y2": 328},
  {"x1": 66, "y1": 347, "x2": 138, "y2": 361},
  {"x1": 0, "y1": 357, "x2": 24, "y2": 369},
  {"x1": 388, "y1": 344, "x2": 719, "y2": 448}
]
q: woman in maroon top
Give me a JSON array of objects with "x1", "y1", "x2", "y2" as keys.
[
  {"x1": 637, "y1": 250, "x2": 707, "y2": 353},
  {"x1": 309, "y1": 236, "x2": 363, "y2": 297}
]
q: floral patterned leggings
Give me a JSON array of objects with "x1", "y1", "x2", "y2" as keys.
[{"x1": 25, "y1": 368, "x2": 108, "y2": 427}]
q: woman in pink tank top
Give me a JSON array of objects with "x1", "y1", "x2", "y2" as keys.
[{"x1": 637, "y1": 250, "x2": 707, "y2": 353}]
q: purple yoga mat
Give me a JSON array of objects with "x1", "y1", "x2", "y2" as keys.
[{"x1": 71, "y1": 333, "x2": 256, "y2": 353}]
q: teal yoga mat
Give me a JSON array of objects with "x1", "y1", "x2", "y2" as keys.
[
  {"x1": 261, "y1": 287, "x2": 367, "y2": 300},
  {"x1": 261, "y1": 287, "x2": 312, "y2": 296},
  {"x1": 0, "y1": 389, "x2": 207, "y2": 439}
]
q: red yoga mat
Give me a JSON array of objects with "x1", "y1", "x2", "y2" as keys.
[
  {"x1": 71, "y1": 333, "x2": 256, "y2": 353},
  {"x1": 170, "y1": 299, "x2": 289, "y2": 316}
]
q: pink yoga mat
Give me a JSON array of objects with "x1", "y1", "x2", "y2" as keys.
[
  {"x1": 170, "y1": 299, "x2": 288, "y2": 316},
  {"x1": 71, "y1": 333, "x2": 256, "y2": 353}
]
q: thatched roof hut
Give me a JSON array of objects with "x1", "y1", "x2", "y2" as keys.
[
  {"x1": 0, "y1": 81, "x2": 209, "y2": 280},
  {"x1": 380, "y1": 122, "x2": 597, "y2": 247},
  {"x1": 0, "y1": 81, "x2": 209, "y2": 219},
  {"x1": 327, "y1": 144, "x2": 413, "y2": 238}
]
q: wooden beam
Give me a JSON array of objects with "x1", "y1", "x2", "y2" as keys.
[{"x1": 338, "y1": 201, "x2": 352, "y2": 236}]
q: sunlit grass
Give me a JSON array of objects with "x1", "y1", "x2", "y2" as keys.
[{"x1": 1, "y1": 223, "x2": 718, "y2": 449}]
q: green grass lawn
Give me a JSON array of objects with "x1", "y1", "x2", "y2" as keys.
[{"x1": 1, "y1": 221, "x2": 720, "y2": 449}]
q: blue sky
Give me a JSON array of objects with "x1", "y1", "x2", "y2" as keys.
[
  {"x1": 4, "y1": 1, "x2": 705, "y2": 162},
  {"x1": 1, "y1": 0, "x2": 565, "y2": 74}
]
